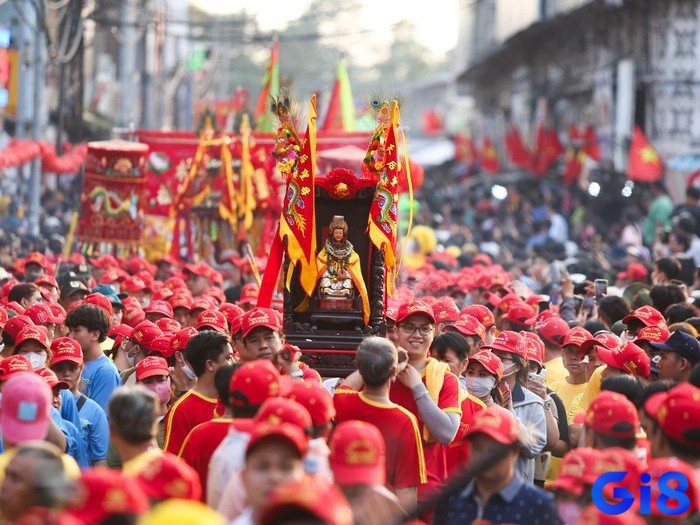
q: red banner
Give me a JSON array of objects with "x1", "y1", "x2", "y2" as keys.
[{"x1": 76, "y1": 141, "x2": 149, "y2": 245}]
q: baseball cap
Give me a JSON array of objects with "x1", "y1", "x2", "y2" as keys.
[
  {"x1": 50, "y1": 337, "x2": 83, "y2": 366},
  {"x1": 129, "y1": 320, "x2": 163, "y2": 352},
  {"x1": 195, "y1": 309, "x2": 228, "y2": 333},
  {"x1": 219, "y1": 303, "x2": 245, "y2": 327},
  {"x1": 255, "y1": 397, "x2": 312, "y2": 431},
  {"x1": 260, "y1": 477, "x2": 353, "y2": 525},
  {"x1": 460, "y1": 304, "x2": 495, "y2": 329},
  {"x1": 36, "y1": 367, "x2": 70, "y2": 391},
  {"x1": 481, "y1": 330, "x2": 527, "y2": 359},
  {"x1": 0, "y1": 372, "x2": 52, "y2": 443},
  {"x1": 89, "y1": 254, "x2": 118, "y2": 269},
  {"x1": 241, "y1": 307, "x2": 282, "y2": 338},
  {"x1": 644, "y1": 383, "x2": 700, "y2": 449},
  {"x1": 598, "y1": 340, "x2": 651, "y2": 378},
  {"x1": 169, "y1": 327, "x2": 198, "y2": 356},
  {"x1": 0, "y1": 354, "x2": 32, "y2": 381},
  {"x1": 229, "y1": 359, "x2": 281, "y2": 407},
  {"x1": 24, "y1": 252, "x2": 47, "y2": 269},
  {"x1": 122, "y1": 307, "x2": 145, "y2": 327},
  {"x1": 189, "y1": 298, "x2": 213, "y2": 313},
  {"x1": 15, "y1": 325, "x2": 50, "y2": 350},
  {"x1": 155, "y1": 317, "x2": 181, "y2": 335},
  {"x1": 83, "y1": 293, "x2": 114, "y2": 317},
  {"x1": 91, "y1": 283, "x2": 127, "y2": 301},
  {"x1": 396, "y1": 300, "x2": 435, "y2": 324},
  {"x1": 329, "y1": 420, "x2": 385, "y2": 486},
  {"x1": 548, "y1": 447, "x2": 604, "y2": 495},
  {"x1": 164, "y1": 276, "x2": 188, "y2": 291},
  {"x1": 24, "y1": 303, "x2": 61, "y2": 326},
  {"x1": 135, "y1": 356, "x2": 170, "y2": 381},
  {"x1": 385, "y1": 302, "x2": 398, "y2": 322},
  {"x1": 4, "y1": 301, "x2": 25, "y2": 315},
  {"x1": 48, "y1": 303, "x2": 67, "y2": 324},
  {"x1": 122, "y1": 276, "x2": 151, "y2": 294},
  {"x1": 2, "y1": 315, "x2": 34, "y2": 339},
  {"x1": 144, "y1": 300, "x2": 174, "y2": 319},
  {"x1": 561, "y1": 326, "x2": 594, "y2": 349},
  {"x1": 536, "y1": 316, "x2": 570, "y2": 347},
  {"x1": 238, "y1": 283, "x2": 260, "y2": 305},
  {"x1": 467, "y1": 405, "x2": 520, "y2": 445},
  {"x1": 622, "y1": 305, "x2": 666, "y2": 328},
  {"x1": 648, "y1": 330, "x2": 700, "y2": 365},
  {"x1": 634, "y1": 325, "x2": 671, "y2": 345},
  {"x1": 521, "y1": 331, "x2": 544, "y2": 367},
  {"x1": 68, "y1": 468, "x2": 149, "y2": 523},
  {"x1": 504, "y1": 301, "x2": 535, "y2": 327},
  {"x1": 134, "y1": 452, "x2": 202, "y2": 501},
  {"x1": 617, "y1": 262, "x2": 649, "y2": 282},
  {"x1": 579, "y1": 331, "x2": 621, "y2": 356},
  {"x1": 246, "y1": 422, "x2": 309, "y2": 459},
  {"x1": 35, "y1": 274, "x2": 59, "y2": 289},
  {"x1": 60, "y1": 280, "x2": 88, "y2": 301},
  {"x1": 445, "y1": 314, "x2": 486, "y2": 340},
  {"x1": 432, "y1": 298, "x2": 460, "y2": 324},
  {"x1": 285, "y1": 380, "x2": 335, "y2": 427},
  {"x1": 169, "y1": 292, "x2": 193, "y2": 311},
  {"x1": 468, "y1": 350, "x2": 503, "y2": 380},
  {"x1": 585, "y1": 391, "x2": 639, "y2": 439},
  {"x1": 152, "y1": 287, "x2": 174, "y2": 302}
]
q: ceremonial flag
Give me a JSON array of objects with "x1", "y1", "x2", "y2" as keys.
[
  {"x1": 218, "y1": 138, "x2": 238, "y2": 233},
  {"x1": 454, "y1": 133, "x2": 476, "y2": 165},
  {"x1": 628, "y1": 126, "x2": 663, "y2": 182},
  {"x1": 505, "y1": 125, "x2": 531, "y2": 170},
  {"x1": 532, "y1": 125, "x2": 564, "y2": 176},
  {"x1": 321, "y1": 56, "x2": 356, "y2": 132},
  {"x1": 254, "y1": 36, "x2": 279, "y2": 132},
  {"x1": 563, "y1": 124, "x2": 583, "y2": 184},
  {"x1": 236, "y1": 115, "x2": 256, "y2": 239},
  {"x1": 480, "y1": 135, "x2": 499, "y2": 173}
]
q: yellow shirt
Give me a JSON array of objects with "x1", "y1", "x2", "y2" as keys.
[
  {"x1": 576, "y1": 365, "x2": 604, "y2": 413},
  {"x1": 543, "y1": 357, "x2": 569, "y2": 386},
  {"x1": 548, "y1": 379, "x2": 588, "y2": 425}
]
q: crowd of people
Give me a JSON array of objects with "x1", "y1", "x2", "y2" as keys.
[{"x1": 0, "y1": 180, "x2": 698, "y2": 524}]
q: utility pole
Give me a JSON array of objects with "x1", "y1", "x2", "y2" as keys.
[
  {"x1": 28, "y1": 4, "x2": 45, "y2": 237},
  {"x1": 118, "y1": 0, "x2": 138, "y2": 128},
  {"x1": 14, "y1": 0, "x2": 34, "y2": 140}
]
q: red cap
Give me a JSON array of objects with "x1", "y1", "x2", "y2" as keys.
[
  {"x1": 122, "y1": 307, "x2": 145, "y2": 327},
  {"x1": 617, "y1": 262, "x2": 649, "y2": 282},
  {"x1": 108, "y1": 324, "x2": 132, "y2": 349},
  {"x1": 48, "y1": 303, "x2": 67, "y2": 323},
  {"x1": 184, "y1": 262, "x2": 222, "y2": 286},
  {"x1": 432, "y1": 298, "x2": 460, "y2": 324},
  {"x1": 521, "y1": 331, "x2": 545, "y2": 367},
  {"x1": 90, "y1": 254, "x2": 118, "y2": 270},
  {"x1": 585, "y1": 391, "x2": 639, "y2": 439},
  {"x1": 598, "y1": 340, "x2": 651, "y2": 378},
  {"x1": 204, "y1": 287, "x2": 225, "y2": 305},
  {"x1": 98, "y1": 270, "x2": 122, "y2": 285},
  {"x1": 151, "y1": 287, "x2": 174, "y2": 302},
  {"x1": 504, "y1": 301, "x2": 535, "y2": 327},
  {"x1": 260, "y1": 477, "x2": 353, "y2": 525},
  {"x1": 15, "y1": 325, "x2": 50, "y2": 350},
  {"x1": 238, "y1": 283, "x2": 260, "y2": 305},
  {"x1": 496, "y1": 293, "x2": 522, "y2": 313},
  {"x1": 329, "y1": 420, "x2": 385, "y2": 486},
  {"x1": 285, "y1": 380, "x2": 335, "y2": 427},
  {"x1": 24, "y1": 252, "x2": 47, "y2": 269},
  {"x1": 0, "y1": 354, "x2": 32, "y2": 381},
  {"x1": 533, "y1": 309, "x2": 557, "y2": 328},
  {"x1": 122, "y1": 276, "x2": 151, "y2": 294},
  {"x1": 1, "y1": 279, "x2": 18, "y2": 299},
  {"x1": 579, "y1": 332, "x2": 622, "y2": 356},
  {"x1": 50, "y1": 337, "x2": 83, "y2": 366},
  {"x1": 241, "y1": 307, "x2": 282, "y2": 337},
  {"x1": 220, "y1": 303, "x2": 245, "y2": 327},
  {"x1": 646, "y1": 457, "x2": 699, "y2": 517},
  {"x1": 129, "y1": 320, "x2": 163, "y2": 352},
  {"x1": 83, "y1": 293, "x2": 114, "y2": 317},
  {"x1": 598, "y1": 447, "x2": 645, "y2": 507},
  {"x1": 562, "y1": 326, "x2": 594, "y2": 349},
  {"x1": 2, "y1": 315, "x2": 34, "y2": 339},
  {"x1": 229, "y1": 359, "x2": 281, "y2": 407},
  {"x1": 634, "y1": 325, "x2": 671, "y2": 344},
  {"x1": 35, "y1": 274, "x2": 59, "y2": 289},
  {"x1": 467, "y1": 405, "x2": 520, "y2": 445},
  {"x1": 469, "y1": 350, "x2": 503, "y2": 380},
  {"x1": 121, "y1": 296, "x2": 141, "y2": 310},
  {"x1": 472, "y1": 253, "x2": 492, "y2": 266},
  {"x1": 536, "y1": 316, "x2": 570, "y2": 347},
  {"x1": 548, "y1": 447, "x2": 604, "y2": 495},
  {"x1": 149, "y1": 335, "x2": 173, "y2": 357},
  {"x1": 124, "y1": 257, "x2": 154, "y2": 276},
  {"x1": 169, "y1": 293, "x2": 193, "y2": 311},
  {"x1": 396, "y1": 299, "x2": 435, "y2": 324},
  {"x1": 164, "y1": 276, "x2": 188, "y2": 291},
  {"x1": 195, "y1": 309, "x2": 228, "y2": 333},
  {"x1": 644, "y1": 383, "x2": 700, "y2": 448},
  {"x1": 68, "y1": 468, "x2": 149, "y2": 523},
  {"x1": 135, "y1": 355, "x2": 170, "y2": 381},
  {"x1": 24, "y1": 303, "x2": 61, "y2": 325},
  {"x1": 622, "y1": 305, "x2": 666, "y2": 328},
  {"x1": 4, "y1": 301, "x2": 25, "y2": 315},
  {"x1": 445, "y1": 314, "x2": 485, "y2": 340},
  {"x1": 481, "y1": 330, "x2": 527, "y2": 359},
  {"x1": 36, "y1": 367, "x2": 70, "y2": 390},
  {"x1": 134, "y1": 452, "x2": 202, "y2": 502},
  {"x1": 155, "y1": 317, "x2": 181, "y2": 335},
  {"x1": 144, "y1": 300, "x2": 174, "y2": 319},
  {"x1": 385, "y1": 303, "x2": 398, "y2": 322},
  {"x1": 246, "y1": 421, "x2": 309, "y2": 458},
  {"x1": 0, "y1": 306, "x2": 7, "y2": 330},
  {"x1": 169, "y1": 327, "x2": 198, "y2": 355},
  {"x1": 255, "y1": 397, "x2": 312, "y2": 431},
  {"x1": 189, "y1": 298, "x2": 212, "y2": 312},
  {"x1": 460, "y1": 304, "x2": 495, "y2": 329}
]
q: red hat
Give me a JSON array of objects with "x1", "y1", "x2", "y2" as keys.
[
  {"x1": 121, "y1": 296, "x2": 141, "y2": 310},
  {"x1": 645, "y1": 457, "x2": 699, "y2": 518},
  {"x1": 122, "y1": 276, "x2": 151, "y2": 294},
  {"x1": 533, "y1": 309, "x2": 557, "y2": 328},
  {"x1": 15, "y1": 325, "x2": 50, "y2": 350},
  {"x1": 617, "y1": 262, "x2": 649, "y2": 282},
  {"x1": 184, "y1": 262, "x2": 222, "y2": 286},
  {"x1": 598, "y1": 340, "x2": 651, "y2": 378},
  {"x1": 35, "y1": 274, "x2": 59, "y2": 289},
  {"x1": 151, "y1": 287, "x2": 174, "y2": 302},
  {"x1": 156, "y1": 254, "x2": 179, "y2": 267},
  {"x1": 481, "y1": 330, "x2": 527, "y2": 359},
  {"x1": 24, "y1": 303, "x2": 61, "y2": 325},
  {"x1": 108, "y1": 324, "x2": 132, "y2": 348},
  {"x1": 189, "y1": 298, "x2": 212, "y2": 313},
  {"x1": 169, "y1": 327, "x2": 198, "y2": 355},
  {"x1": 548, "y1": 447, "x2": 604, "y2": 495},
  {"x1": 521, "y1": 331, "x2": 545, "y2": 367},
  {"x1": 169, "y1": 293, "x2": 193, "y2": 311},
  {"x1": 220, "y1": 303, "x2": 245, "y2": 326},
  {"x1": 135, "y1": 355, "x2": 170, "y2": 381},
  {"x1": 504, "y1": 301, "x2": 535, "y2": 327},
  {"x1": 460, "y1": 304, "x2": 495, "y2": 329},
  {"x1": 385, "y1": 304, "x2": 398, "y2": 322},
  {"x1": 472, "y1": 253, "x2": 492, "y2": 266},
  {"x1": 329, "y1": 420, "x2": 385, "y2": 486},
  {"x1": 0, "y1": 372, "x2": 52, "y2": 443},
  {"x1": 229, "y1": 359, "x2": 281, "y2": 407},
  {"x1": 36, "y1": 367, "x2": 70, "y2": 390},
  {"x1": 2, "y1": 314, "x2": 34, "y2": 339},
  {"x1": 562, "y1": 326, "x2": 594, "y2": 349},
  {"x1": 144, "y1": 300, "x2": 174, "y2": 319},
  {"x1": 98, "y1": 269, "x2": 122, "y2": 285},
  {"x1": 195, "y1": 309, "x2": 228, "y2": 333},
  {"x1": 432, "y1": 298, "x2": 460, "y2": 324},
  {"x1": 585, "y1": 391, "x2": 639, "y2": 439},
  {"x1": 156, "y1": 317, "x2": 181, "y2": 335},
  {"x1": 238, "y1": 283, "x2": 260, "y2": 305},
  {"x1": 445, "y1": 314, "x2": 485, "y2": 340},
  {"x1": 125, "y1": 257, "x2": 154, "y2": 276},
  {"x1": 469, "y1": 350, "x2": 503, "y2": 380},
  {"x1": 50, "y1": 337, "x2": 83, "y2": 366},
  {"x1": 15, "y1": 508, "x2": 83, "y2": 525},
  {"x1": 241, "y1": 307, "x2": 282, "y2": 337},
  {"x1": 164, "y1": 276, "x2": 188, "y2": 291},
  {"x1": 634, "y1": 325, "x2": 671, "y2": 344},
  {"x1": 48, "y1": 303, "x2": 67, "y2": 324},
  {"x1": 598, "y1": 447, "x2": 645, "y2": 507},
  {"x1": 149, "y1": 335, "x2": 173, "y2": 357},
  {"x1": 622, "y1": 305, "x2": 666, "y2": 328},
  {"x1": 129, "y1": 320, "x2": 163, "y2": 352},
  {"x1": 579, "y1": 331, "x2": 622, "y2": 356},
  {"x1": 260, "y1": 477, "x2": 353, "y2": 525},
  {"x1": 24, "y1": 252, "x2": 47, "y2": 269},
  {"x1": 83, "y1": 293, "x2": 114, "y2": 317},
  {"x1": 396, "y1": 300, "x2": 435, "y2": 324},
  {"x1": 122, "y1": 307, "x2": 145, "y2": 327},
  {"x1": 285, "y1": 380, "x2": 335, "y2": 427},
  {"x1": 68, "y1": 468, "x2": 149, "y2": 523},
  {"x1": 467, "y1": 405, "x2": 520, "y2": 445},
  {"x1": 255, "y1": 397, "x2": 312, "y2": 431},
  {"x1": 4, "y1": 301, "x2": 25, "y2": 315},
  {"x1": 644, "y1": 383, "x2": 700, "y2": 449},
  {"x1": 1, "y1": 279, "x2": 18, "y2": 299},
  {"x1": 0, "y1": 306, "x2": 6, "y2": 330},
  {"x1": 246, "y1": 421, "x2": 309, "y2": 458},
  {"x1": 204, "y1": 287, "x2": 226, "y2": 305},
  {"x1": 0, "y1": 354, "x2": 32, "y2": 381},
  {"x1": 90, "y1": 254, "x2": 118, "y2": 269},
  {"x1": 496, "y1": 293, "x2": 522, "y2": 313},
  {"x1": 134, "y1": 452, "x2": 202, "y2": 501},
  {"x1": 536, "y1": 316, "x2": 570, "y2": 347},
  {"x1": 482, "y1": 291, "x2": 501, "y2": 309}
]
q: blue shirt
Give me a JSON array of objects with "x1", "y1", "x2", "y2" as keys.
[
  {"x1": 74, "y1": 393, "x2": 109, "y2": 464},
  {"x1": 81, "y1": 355, "x2": 121, "y2": 411},
  {"x1": 60, "y1": 389, "x2": 82, "y2": 430},
  {"x1": 51, "y1": 406, "x2": 90, "y2": 468},
  {"x1": 432, "y1": 473, "x2": 561, "y2": 525}
]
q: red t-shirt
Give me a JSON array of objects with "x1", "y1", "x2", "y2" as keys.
[
  {"x1": 445, "y1": 391, "x2": 486, "y2": 477},
  {"x1": 389, "y1": 363, "x2": 461, "y2": 500},
  {"x1": 334, "y1": 388, "x2": 427, "y2": 490},
  {"x1": 163, "y1": 390, "x2": 219, "y2": 455}
]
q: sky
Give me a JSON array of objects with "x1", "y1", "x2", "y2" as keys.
[{"x1": 187, "y1": 0, "x2": 460, "y2": 56}]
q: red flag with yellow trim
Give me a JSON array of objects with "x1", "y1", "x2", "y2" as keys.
[
  {"x1": 481, "y1": 135, "x2": 499, "y2": 173},
  {"x1": 628, "y1": 126, "x2": 663, "y2": 183},
  {"x1": 367, "y1": 100, "x2": 400, "y2": 295}
]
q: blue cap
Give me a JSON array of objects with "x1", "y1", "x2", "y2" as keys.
[
  {"x1": 649, "y1": 330, "x2": 700, "y2": 365},
  {"x1": 90, "y1": 284, "x2": 126, "y2": 308}
]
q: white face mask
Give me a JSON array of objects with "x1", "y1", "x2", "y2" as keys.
[
  {"x1": 182, "y1": 362, "x2": 197, "y2": 381},
  {"x1": 25, "y1": 352, "x2": 47, "y2": 370},
  {"x1": 502, "y1": 363, "x2": 518, "y2": 378},
  {"x1": 125, "y1": 353, "x2": 136, "y2": 367},
  {"x1": 465, "y1": 376, "x2": 497, "y2": 398}
]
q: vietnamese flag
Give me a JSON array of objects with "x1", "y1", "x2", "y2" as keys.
[
  {"x1": 532, "y1": 125, "x2": 564, "y2": 176},
  {"x1": 505, "y1": 125, "x2": 532, "y2": 170},
  {"x1": 481, "y1": 135, "x2": 499, "y2": 173},
  {"x1": 254, "y1": 36, "x2": 280, "y2": 132},
  {"x1": 321, "y1": 56, "x2": 356, "y2": 132},
  {"x1": 628, "y1": 126, "x2": 663, "y2": 182},
  {"x1": 454, "y1": 133, "x2": 477, "y2": 165}
]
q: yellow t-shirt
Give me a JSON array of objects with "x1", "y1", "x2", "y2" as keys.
[
  {"x1": 546, "y1": 378, "x2": 588, "y2": 483},
  {"x1": 543, "y1": 357, "x2": 569, "y2": 386},
  {"x1": 576, "y1": 365, "x2": 604, "y2": 413}
]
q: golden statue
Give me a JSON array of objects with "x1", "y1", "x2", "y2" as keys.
[{"x1": 316, "y1": 216, "x2": 369, "y2": 323}]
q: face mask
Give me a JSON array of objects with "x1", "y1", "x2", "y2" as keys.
[
  {"x1": 465, "y1": 376, "x2": 497, "y2": 398},
  {"x1": 502, "y1": 363, "x2": 518, "y2": 378},
  {"x1": 182, "y1": 363, "x2": 197, "y2": 381},
  {"x1": 145, "y1": 379, "x2": 172, "y2": 405},
  {"x1": 26, "y1": 352, "x2": 47, "y2": 370},
  {"x1": 557, "y1": 502, "x2": 582, "y2": 525},
  {"x1": 125, "y1": 352, "x2": 136, "y2": 367}
]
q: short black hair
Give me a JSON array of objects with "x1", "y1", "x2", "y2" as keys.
[
  {"x1": 597, "y1": 296, "x2": 631, "y2": 326},
  {"x1": 665, "y1": 303, "x2": 696, "y2": 325},
  {"x1": 214, "y1": 364, "x2": 238, "y2": 410},
  {"x1": 431, "y1": 331, "x2": 470, "y2": 362},
  {"x1": 649, "y1": 284, "x2": 686, "y2": 315},
  {"x1": 65, "y1": 304, "x2": 111, "y2": 342},
  {"x1": 689, "y1": 362, "x2": 700, "y2": 387},
  {"x1": 655, "y1": 257, "x2": 682, "y2": 280},
  {"x1": 183, "y1": 330, "x2": 230, "y2": 377},
  {"x1": 600, "y1": 375, "x2": 646, "y2": 405},
  {"x1": 594, "y1": 430, "x2": 636, "y2": 451},
  {"x1": 637, "y1": 379, "x2": 675, "y2": 410}
]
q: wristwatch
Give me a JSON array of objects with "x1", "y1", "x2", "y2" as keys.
[
  {"x1": 543, "y1": 398, "x2": 554, "y2": 412},
  {"x1": 289, "y1": 369, "x2": 304, "y2": 379}
]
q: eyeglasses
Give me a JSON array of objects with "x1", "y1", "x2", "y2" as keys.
[{"x1": 399, "y1": 324, "x2": 434, "y2": 336}]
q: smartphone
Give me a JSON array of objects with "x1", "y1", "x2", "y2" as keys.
[
  {"x1": 280, "y1": 344, "x2": 294, "y2": 362},
  {"x1": 594, "y1": 279, "x2": 608, "y2": 303},
  {"x1": 538, "y1": 297, "x2": 550, "y2": 312}
]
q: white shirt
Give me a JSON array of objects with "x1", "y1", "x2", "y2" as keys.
[
  {"x1": 207, "y1": 425, "x2": 251, "y2": 508},
  {"x1": 230, "y1": 507, "x2": 253, "y2": 525}
]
